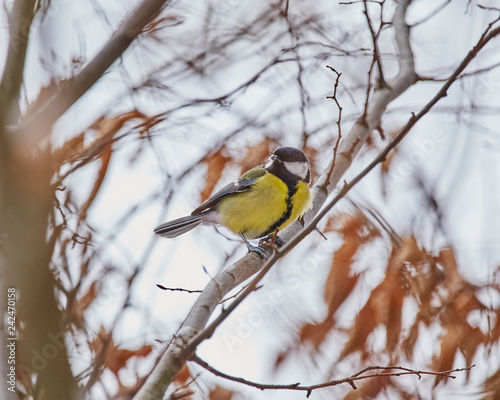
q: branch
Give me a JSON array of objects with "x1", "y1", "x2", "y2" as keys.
[
  {"x1": 19, "y1": 0, "x2": 170, "y2": 139},
  {"x1": 0, "y1": 0, "x2": 37, "y2": 124},
  {"x1": 192, "y1": 354, "x2": 474, "y2": 397},
  {"x1": 363, "y1": 0, "x2": 386, "y2": 86},
  {"x1": 325, "y1": 66, "x2": 343, "y2": 179},
  {"x1": 156, "y1": 284, "x2": 203, "y2": 294}
]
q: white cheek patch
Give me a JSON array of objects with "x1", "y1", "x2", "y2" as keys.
[{"x1": 284, "y1": 161, "x2": 309, "y2": 180}]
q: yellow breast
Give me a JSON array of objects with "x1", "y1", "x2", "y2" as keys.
[
  {"x1": 216, "y1": 173, "x2": 311, "y2": 239},
  {"x1": 284, "y1": 180, "x2": 312, "y2": 229}
]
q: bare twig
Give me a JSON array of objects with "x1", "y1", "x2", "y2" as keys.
[
  {"x1": 219, "y1": 283, "x2": 263, "y2": 304},
  {"x1": 363, "y1": 0, "x2": 386, "y2": 86},
  {"x1": 156, "y1": 285, "x2": 203, "y2": 294},
  {"x1": 326, "y1": 65, "x2": 343, "y2": 176},
  {"x1": 192, "y1": 354, "x2": 474, "y2": 397}
]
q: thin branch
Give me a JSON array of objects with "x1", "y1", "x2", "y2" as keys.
[
  {"x1": 326, "y1": 65, "x2": 343, "y2": 176},
  {"x1": 361, "y1": 0, "x2": 388, "y2": 120},
  {"x1": 0, "y1": 0, "x2": 38, "y2": 124},
  {"x1": 219, "y1": 283, "x2": 263, "y2": 304},
  {"x1": 156, "y1": 285, "x2": 203, "y2": 294},
  {"x1": 151, "y1": 55, "x2": 293, "y2": 122},
  {"x1": 192, "y1": 354, "x2": 474, "y2": 397},
  {"x1": 363, "y1": 0, "x2": 386, "y2": 86}
]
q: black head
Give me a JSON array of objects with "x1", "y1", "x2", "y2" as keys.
[
  {"x1": 273, "y1": 147, "x2": 309, "y2": 164},
  {"x1": 265, "y1": 147, "x2": 310, "y2": 184}
]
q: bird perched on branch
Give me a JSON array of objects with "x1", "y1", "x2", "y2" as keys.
[{"x1": 154, "y1": 146, "x2": 312, "y2": 258}]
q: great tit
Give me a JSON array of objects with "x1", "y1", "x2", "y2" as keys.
[{"x1": 154, "y1": 146, "x2": 312, "y2": 258}]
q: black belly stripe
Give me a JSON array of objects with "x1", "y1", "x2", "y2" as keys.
[{"x1": 258, "y1": 184, "x2": 298, "y2": 238}]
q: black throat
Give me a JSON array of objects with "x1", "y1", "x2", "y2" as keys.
[
  {"x1": 258, "y1": 162, "x2": 301, "y2": 238},
  {"x1": 265, "y1": 161, "x2": 301, "y2": 192}
]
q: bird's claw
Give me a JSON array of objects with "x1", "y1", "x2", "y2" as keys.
[
  {"x1": 259, "y1": 234, "x2": 285, "y2": 249},
  {"x1": 245, "y1": 243, "x2": 268, "y2": 260}
]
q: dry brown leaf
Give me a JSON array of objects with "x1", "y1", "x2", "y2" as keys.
[
  {"x1": 209, "y1": 385, "x2": 234, "y2": 400},
  {"x1": 89, "y1": 328, "x2": 152, "y2": 379},
  {"x1": 79, "y1": 149, "x2": 112, "y2": 222},
  {"x1": 452, "y1": 289, "x2": 483, "y2": 320},
  {"x1": 491, "y1": 308, "x2": 500, "y2": 343},
  {"x1": 201, "y1": 147, "x2": 232, "y2": 202},
  {"x1": 381, "y1": 148, "x2": 397, "y2": 175},
  {"x1": 340, "y1": 300, "x2": 378, "y2": 359},
  {"x1": 57, "y1": 110, "x2": 148, "y2": 166},
  {"x1": 106, "y1": 345, "x2": 153, "y2": 378},
  {"x1": 298, "y1": 319, "x2": 335, "y2": 349},
  {"x1": 75, "y1": 110, "x2": 149, "y2": 220},
  {"x1": 273, "y1": 346, "x2": 292, "y2": 370},
  {"x1": 402, "y1": 318, "x2": 420, "y2": 360},
  {"x1": 115, "y1": 375, "x2": 148, "y2": 399},
  {"x1": 482, "y1": 367, "x2": 500, "y2": 400},
  {"x1": 380, "y1": 149, "x2": 398, "y2": 197},
  {"x1": 437, "y1": 247, "x2": 464, "y2": 292},
  {"x1": 90, "y1": 326, "x2": 111, "y2": 355},
  {"x1": 344, "y1": 375, "x2": 389, "y2": 400},
  {"x1": 107, "y1": 348, "x2": 138, "y2": 376},
  {"x1": 174, "y1": 364, "x2": 192, "y2": 385},
  {"x1": 106, "y1": 345, "x2": 153, "y2": 376},
  {"x1": 72, "y1": 281, "x2": 98, "y2": 327},
  {"x1": 324, "y1": 236, "x2": 360, "y2": 320},
  {"x1": 294, "y1": 214, "x2": 379, "y2": 353},
  {"x1": 386, "y1": 286, "x2": 404, "y2": 352},
  {"x1": 433, "y1": 322, "x2": 462, "y2": 386},
  {"x1": 52, "y1": 131, "x2": 86, "y2": 165},
  {"x1": 460, "y1": 325, "x2": 486, "y2": 376},
  {"x1": 407, "y1": 259, "x2": 443, "y2": 313},
  {"x1": 341, "y1": 237, "x2": 422, "y2": 359},
  {"x1": 394, "y1": 236, "x2": 425, "y2": 265}
]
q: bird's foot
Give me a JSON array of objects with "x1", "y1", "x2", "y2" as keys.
[
  {"x1": 245, "y1": 242, "x2": 268, "y2": 260},
  {"x1": 259, "y1": 234, "x2": 285, "y2": 249}
]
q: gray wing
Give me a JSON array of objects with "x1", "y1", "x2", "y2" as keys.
[
  {"x1": 191, "y1": 165, "x2": 266, "y2": 215},
  {"x1": 191, "y1": 178, "x2": 255, "y2": 215}
]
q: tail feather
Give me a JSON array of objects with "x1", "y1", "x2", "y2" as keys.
[{"x1": 154, "y1": 214, "x2": 207, "y2": 238}]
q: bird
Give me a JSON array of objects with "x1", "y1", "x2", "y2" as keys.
[{"x1": 154, "y1": 146, "x2": 312, "y2": 258}]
